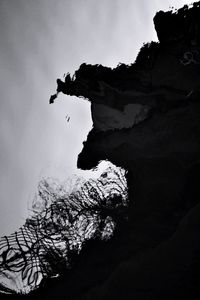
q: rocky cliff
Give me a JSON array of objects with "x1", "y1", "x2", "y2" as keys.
[{"x1": 26, "y1": 2, "x2": 200, "y2": 299}]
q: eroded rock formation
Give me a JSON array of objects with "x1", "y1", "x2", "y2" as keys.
[{"x1": 46, "y1": 2, "x2": 200, "y2": 299}]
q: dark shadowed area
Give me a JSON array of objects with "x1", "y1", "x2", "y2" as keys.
[
  {"x1": 1, "y1": 1, "x2": 200, "y2": 300},
  {"x1": 0, "y1": 0, "x2": 195, "y2": 236},
  {"x1": 46, "y1": 2, "x2": 200, "y2": 299}
]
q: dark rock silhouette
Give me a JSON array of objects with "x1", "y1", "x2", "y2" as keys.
[
  {"x1": 1, "y1": 2, "x2": 200, "y2": 300},
  {"x1": 47, "y1": 2, "x2": 200, "y2": 299}
]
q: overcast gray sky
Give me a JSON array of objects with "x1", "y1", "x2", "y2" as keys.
[{"x1": 0, "y1": 0, "x2": 197, "y2": 235}]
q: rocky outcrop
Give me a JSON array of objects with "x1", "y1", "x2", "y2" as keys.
[{"x1": 40, "y1": 2, "x2": 200, "y2": 299}]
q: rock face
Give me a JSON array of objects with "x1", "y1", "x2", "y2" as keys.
[{"x1": 45, "y1": 2, "x2": 200, "y2": 299}]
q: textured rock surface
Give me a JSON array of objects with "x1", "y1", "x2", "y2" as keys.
[
  {"x1": 48, "y1": 3, "x2": 200, "y2": 300},
  {"x1": 3, "y1": 2, "x2": 199, "y2": 299},
  {"x1": 45, "y1": 3, "x2": 200, "y2": 300}
]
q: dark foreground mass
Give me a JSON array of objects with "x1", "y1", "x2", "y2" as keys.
[{"x1": 2, "y1": 2, "x2": 200, "y2": 299}]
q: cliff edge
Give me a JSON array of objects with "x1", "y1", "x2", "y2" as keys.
[{"x1": 47, "y1": 2, "x2": 200, "y2": 299}]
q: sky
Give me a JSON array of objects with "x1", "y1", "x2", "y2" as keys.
[{"x1": 0, "y1": 0, "x2": 198, "y2": 236}]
